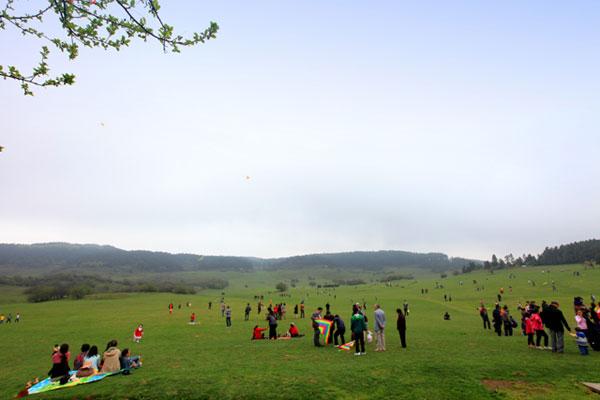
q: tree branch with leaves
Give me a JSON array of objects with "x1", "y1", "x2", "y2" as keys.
[{"x1": 0, "y1": 0, "x2": 218, "y2": 95}]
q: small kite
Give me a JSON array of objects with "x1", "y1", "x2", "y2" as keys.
[
  {"x1": 314, "y1": 319, "x2": 333, "y2": 344},
  {"x1": 336, "y1": 340, "x2": 355, "y2": 351}
]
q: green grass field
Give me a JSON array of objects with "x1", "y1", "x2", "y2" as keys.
[{"x1": 1, "y1": 265, "x2": 599, "y2": 399}]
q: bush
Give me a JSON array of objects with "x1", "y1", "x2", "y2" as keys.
[{"x1": 276, "y1": 282, "x2": 288, "y2": 292}]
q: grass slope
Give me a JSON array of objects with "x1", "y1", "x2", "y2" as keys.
[{"x1": 1, "y1": 264, "x2": 599, "y2": 399}]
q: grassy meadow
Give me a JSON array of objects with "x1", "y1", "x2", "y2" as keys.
[{"x1": 1, "y1": 264, "x2": 599, "y2": 399}]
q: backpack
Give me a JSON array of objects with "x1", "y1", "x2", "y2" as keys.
[{"x1": 510, "y1": 317, "x2": 518, "y2": 328}]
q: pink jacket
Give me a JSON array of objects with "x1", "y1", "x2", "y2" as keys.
[
  {"x1": 525, "y1": 317, "x2": 535, "y2": 334},
  {"x1": 530, "y1": 313, "x2": 544, "y2": 331}
]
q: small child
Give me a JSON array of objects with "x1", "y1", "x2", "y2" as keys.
[
  {"x1": 576, "y1": 332, "x2": 589, "y2": 355},
  {"x1": 120, "y1": 348, "x2": 142, "y2": 375},
  {"x1": 133, "y1": 324, "x2": 143, "y2": 343},
  {"x1": 189, "y1": 312, "x2": 197, "y2": 325}
]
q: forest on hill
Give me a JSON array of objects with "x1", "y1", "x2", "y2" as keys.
[{"x1": 0, "y1": 243, "x2": 476, "y2": 274}]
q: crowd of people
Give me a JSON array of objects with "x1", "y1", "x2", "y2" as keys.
[{"x1": 480, "y1": 294, "x2": 600, "y2": 355}]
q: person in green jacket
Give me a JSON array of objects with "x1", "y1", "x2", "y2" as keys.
[{"x1": 351, "y1": 311, "x2": 367, "y2": 355}]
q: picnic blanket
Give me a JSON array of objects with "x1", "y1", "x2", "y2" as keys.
[{"x1": 25, "y1": 370, "x2": 121, "y2": 396}]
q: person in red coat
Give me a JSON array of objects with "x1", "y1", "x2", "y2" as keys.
[{"x1": 252, "y1": 326, "x2": 267, "y2": 340}]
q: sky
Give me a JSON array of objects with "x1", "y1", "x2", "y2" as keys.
[{"x1": 1, "y1": 1, "x2": 599, "y2": 260}]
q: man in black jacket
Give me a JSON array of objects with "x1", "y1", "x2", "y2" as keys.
[{"x1": 542, "y1": 301, "x2": 571, "y2": 353}]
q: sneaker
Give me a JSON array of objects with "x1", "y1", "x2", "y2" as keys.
[
  {"x1": 361, "y1": 352, "x2": 366, "y2": 355},
  {"x1": 354, "y1": 353, "x2": 361, "y2": 356},
  {"x1": 545, "y1": 346, "x2": 552, "y2": 350}
]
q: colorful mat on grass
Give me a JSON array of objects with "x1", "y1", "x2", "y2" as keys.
[{"x1": 26, "y1": 370, "x2": 121, "y2": 396}]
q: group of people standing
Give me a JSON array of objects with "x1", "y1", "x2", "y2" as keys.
[
  {"x1": 311, "y1": 302, "x2": 408, "y2": 356},
  {"x1": 482, "y1": 295, "x2": 600, "y2": 355}
]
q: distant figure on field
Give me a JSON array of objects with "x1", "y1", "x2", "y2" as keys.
[
  {"x1": 374, "y1": 304, "x2": 386, "y2": 351},
  {"x1": 300, "y1": 303, "x2": 305, "y2": 319},
  {"x1": 208, "y1": 301, "x2": 212, "y2": 310},
  {"x1": 15, "y1": 313, "x2": 20, "y2": 323},
  {"x1": 403, "y1": 300, "x2": 409, "y2": 316},
  {"x1": 479, "y1": 305, "x2": 491, "y2": 330},
  {"x1": 396, "y1": 308, "x2": 407, "y2": 348},
  {"x1": 169, "y1": 303, "x2": 174, "y2": 314},
  {"x1": 444, "y1": 312, "x2": 451, "y2": 320},
  {"x1": 226, "y1": 306, "x2": 232, "y2": 327},
  {"x1": 294, "y1": 304, "x2": 299, "y2": 317},
  {"x1": 190, "y1": 312, "x2": 197, "y2": 325},
  {"x1": 133, "y1": 324, "x2": 143, "y2": 343},
  {"x1": 245, "y1": 303, "x2": 252, "y2": 321}
]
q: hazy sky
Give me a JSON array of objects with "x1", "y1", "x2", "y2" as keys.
[{"x1": 1, "y1": 1, "x2": 599, "y2": 259}]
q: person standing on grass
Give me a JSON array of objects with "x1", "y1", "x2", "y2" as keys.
[
  {"x1": 15, "y1": 312, "x2": 20, "y2": 323},
  {"x1": 300, "y1": 302, "x2": 305, "y2": 319},
  {"x1": 501, "y1": 305, "x2": 513, "y2": 336},
  {"x1": 245, "y1": 303, "x2": 252, "y2": 321},
  {"x1": 531, "y1": 307, "x2": 549, "y2": 349},
  {"x1": 311, "y1": 307, "x2": 323, "y2": 347},
  {"x1": 492, "y1": 304, "x2": 502, "y2": 337},
  {"x1": 169, "y1": 303, "x2": 174, "y2": 314},
  {"x1": 403, "y1": 300, "x2": 409, "y2": 316},
  {"x1": 226, "y1": 306, "x2": 232, "y2": 327},
  {"x1": 333, "y1": 314, "x2": 346, "y2": 345},
  {"x1": 324, "y1": 309, "x2": 335, "y2": 344},
  {"x1": 479, "y1": 304, "x2": 491, "y2": 330},
  {"x1": 525, "y1": 312, "x2": 536, "y2": 348},
  {"x1": 351, "y1": 309, "x2": 367, "y2": 355},
  {"x1": 208, "y1": 301, "x2": 212, "y2": 310},
  {"x1": 267, "y1": 310, "x2": 278, "y2": 339},
  {"x1": 294, "y1": 304, "x2": 299, "y2": 318},
  {"x1": 396, "y1": 308, "x2": 407, "y2": 348},
  {"x1": 374, "y1": 304, "x2": 386, "y2": 351},
  {"x1": 542, "y1": 301, "x2": 571, "y2": 353}
]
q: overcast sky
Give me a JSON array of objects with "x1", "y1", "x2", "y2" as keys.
[{"x1": 1, "y1": 1, "x2": 599, "y2": 259}]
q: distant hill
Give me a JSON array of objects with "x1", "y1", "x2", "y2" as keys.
[{"x1": 0, "y1": 243, "x2": 478, "y2": 274}]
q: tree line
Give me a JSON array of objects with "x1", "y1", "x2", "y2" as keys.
[{"x1": 461, "y1": 239, "x2": 600, "y2": 274}]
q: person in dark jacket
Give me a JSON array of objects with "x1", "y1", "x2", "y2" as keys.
[
  {"x1": 542, "y1": 301, "x2": 571, "y2": 353},
  {"x1": 333, "y1": 314, "x2": 346, "y2": 345},
  {"x1": 396, "y1": 308, "x2": 407, "y2": 348},
  {"x1": 267, "y1": 311, "x2": 278, "y2": 339},
  {"x1": 492, "y1": 304, "x2": 502, "y2": 336}
]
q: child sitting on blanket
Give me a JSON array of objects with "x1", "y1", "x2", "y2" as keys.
[
  {"x1": 252, "y1": 325, "x2": 267, "y2": 340},
  {"x1": 120, "y1": 348, "x2": 142, "y2": 374}
]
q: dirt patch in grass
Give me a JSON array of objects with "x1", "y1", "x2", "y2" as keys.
[{"x1": 482, "y1": 380, "x2": 553, "y2": 399}]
